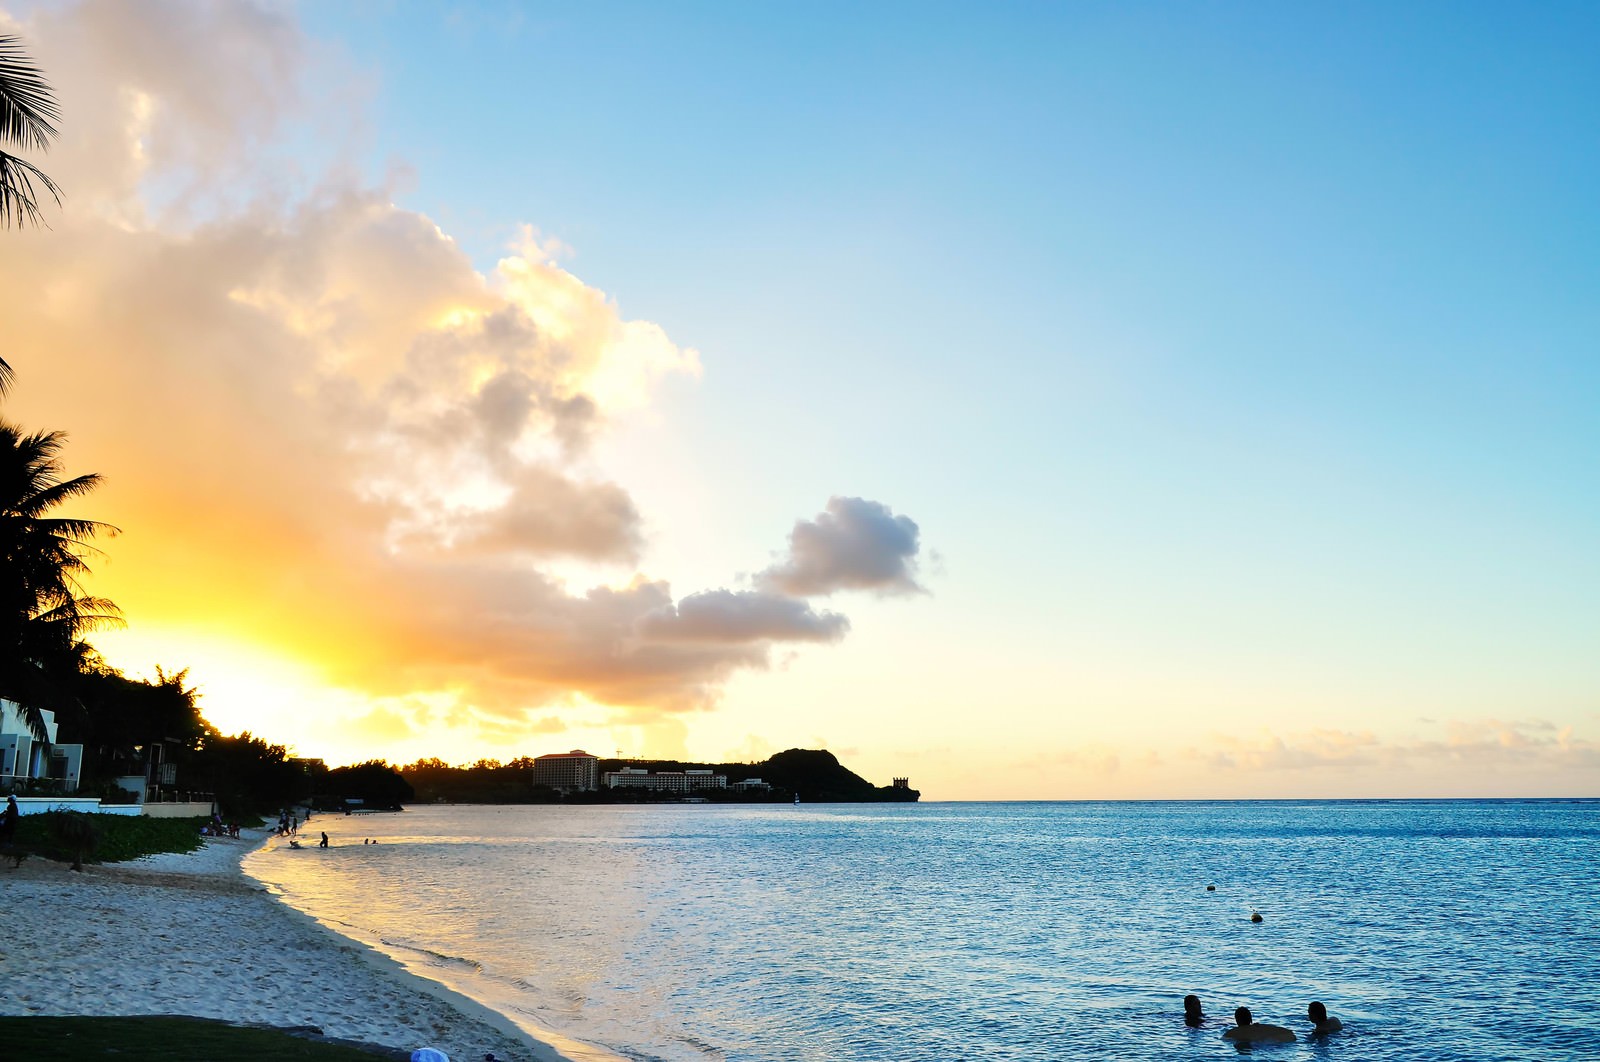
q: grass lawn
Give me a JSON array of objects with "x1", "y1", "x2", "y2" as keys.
[{"x1": 0, "y1": 1015, "x2": 408, "y2": 1060}]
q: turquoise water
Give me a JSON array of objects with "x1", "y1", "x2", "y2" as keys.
[{"x1": 243, "y1": 801, "x2": 1599, "y2": 1061}]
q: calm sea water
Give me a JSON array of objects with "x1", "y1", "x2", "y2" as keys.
[{"x1": 242, "y1": 801, "x2": 1599, "y2": 1062}]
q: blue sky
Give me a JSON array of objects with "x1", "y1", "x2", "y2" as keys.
[
  {"x1": 10, "y1": 0, "x2": 1597, "y2": 795},
  {"x1": 319, "y1": 1, "x2": 1599, "y2": 793}
]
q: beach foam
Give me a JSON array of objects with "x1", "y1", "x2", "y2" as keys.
[{"x1": 0, "y1": 827, "x2": 568, "y2": 1062}]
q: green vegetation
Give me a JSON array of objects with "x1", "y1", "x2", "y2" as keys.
[
  {"x1": 0, "y1": 1016, "x2": 401, "y2": 1061},
  {"x1": 12, "y1": 812, "x2": 204, "y2": 865}
]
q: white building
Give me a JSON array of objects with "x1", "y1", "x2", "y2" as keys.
[
  {"x1": 533, "y1": 750, "x2": 600, "y2": 792},
  {"x1": 0, "y1": 699, "x2": 84, "y2": 794},
  {"x1": 603, "y1": 768, "x2": 728, "y2": 791}
]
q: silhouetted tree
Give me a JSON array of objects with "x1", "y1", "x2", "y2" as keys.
[
  {"x1": 194, "y1": 731, "x2": 310, "y2": 818},
  {"x1": 0, "y1": 421, "x2": 119, "y2": 740},
  {"x1": 327, "y1": 760, "x2": 413, "y2": 809}
]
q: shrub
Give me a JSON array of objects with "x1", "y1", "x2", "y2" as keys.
[{"x1": 14, "y1": 813, "x2": 206, "y2": 865}]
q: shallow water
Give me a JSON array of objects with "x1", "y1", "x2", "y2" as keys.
[{"x1": 243, "y1": 800, "x2": 1600, "y2": 1061}]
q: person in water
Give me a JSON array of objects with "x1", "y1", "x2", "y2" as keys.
[
  {"x1": 1307, "y1": 1001, "x2": 1343, "y2": 1034},
  {"x1": 1184, "y1": 995, "x2": 1205, "y2": 1027},
  {"x1": 1222, "y1": 1006, "x2": 1296, "y2": 1043},
  {"x1": 319, "y1": 831, "x2": 329, "y2": 848}
]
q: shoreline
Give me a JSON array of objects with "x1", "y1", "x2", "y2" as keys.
[
  {"x1": 0, "y1": 826, "x2": 583, "y2": 1062},
  {"x1": 243, "y1": 830, "x2": 626, "y2": 1062}
]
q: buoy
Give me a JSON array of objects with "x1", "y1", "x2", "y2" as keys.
[
  {"x1": 1251, "y1": 911, "x2": 1263, "y2": 923},
  {"x1": 1206, "y1": 885, "x2": 1216, "y2": 891}
]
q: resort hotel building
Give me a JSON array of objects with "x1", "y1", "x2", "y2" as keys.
[
  {"x1": 603, "y1": 767, "x2": 730, "y2": 791},
  {"x1": 532, "y1": 750, "x2": 601, "y2": 792}
]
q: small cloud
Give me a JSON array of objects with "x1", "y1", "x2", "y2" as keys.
[
  {"x1": 759, "y1": 496, "x2": 925, "y2": 597},
  {"x1": 1024, "y1": 745, "x2": 1126, "y2": 776},
  {"x1": 328, "y1": 705, "x2": 421, "y2": 744},
  {"x1": 723, "y1": 734, "x2": 777, "y2": 764}
]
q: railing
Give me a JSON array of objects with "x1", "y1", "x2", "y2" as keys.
[
  {"x1": 0, "y1": 773, "x2": 78, "y2": 796},
  {"x1": 144, "y1": 790, "x2": 215, "y2": 803}
]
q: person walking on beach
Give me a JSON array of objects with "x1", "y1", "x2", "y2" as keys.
[
  {"x1": 1222, "y1": 1006, "x2": 1296, "y2": 1043},
  {"x1": 319, "y1": 831, "x2": 329, "y2": 848},
  {"x1": 1, "y1": 794, "x2": 19, "y2": 844},
  {"x1": 1306, "y1": 1001, "x2": 1343, "y2": 1034}
]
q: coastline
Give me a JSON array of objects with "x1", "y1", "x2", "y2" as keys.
[{"x1": 0, "y1": 826, "x2": 578, "y2": 1062}]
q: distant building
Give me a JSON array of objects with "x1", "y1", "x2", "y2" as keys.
[
  {"x1": 532, "y1": 750, "x2": 599, "y2": 792},
  {"x1": 892, "y1": 777, "x2": 911, "y2": 789},
  {"x1": 731, "y1": 777, "x2": 771, "y2": 792},
  {"x1": 603, "y1": 767, "x2": 728, "y2": 791},
  {"x1": 0, "y1": 699, "x2": 84, "y2": 794}
]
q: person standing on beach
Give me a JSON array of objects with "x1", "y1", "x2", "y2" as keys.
[
  {"x1": 319, "y1": 831, "x2": 329, "y2": 848},
  {"x1": 1, "y1": 794, "x2": 19, "y2": 843},
  {"x1": 1222, "y1": 1007, "x2": 1296, "y2": 1043}
]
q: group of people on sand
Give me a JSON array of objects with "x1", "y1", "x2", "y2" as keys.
[{"x1": 1185, "y1": 994, "x2": 1343, "y2": 1042}]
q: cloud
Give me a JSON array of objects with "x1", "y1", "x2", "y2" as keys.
[
  {"x1": 759, "y1": 496, "x2": 925, "y2": 597},
  {"x1": 439, "y1": 464, "x2": 644, "y2": 564},
  {"x1": 1021, "y1": 744, "x2": 1153, "y2": 776},
  {"x1": 0, "y1": 0, "x2": 927, "y2": 748},
  {"x1": 1185, "y1": 719, "x2": 1600, "y2": 774},
  {"x1": 640, "y1": 590, "x2": 849, "y2": 644}
]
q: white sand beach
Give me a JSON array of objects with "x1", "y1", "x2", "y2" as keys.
[{"x1": 0, "y1": 828, "x2": 568, "y2": 1062}]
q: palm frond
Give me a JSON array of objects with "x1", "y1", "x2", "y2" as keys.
[
  {"x1": 0, "y1": 35, "x2": 59, "y2": 152},
  {"x1": 0, "y1": 148, "x2": 61, "y2": 228},
  {"x1": 32, "y1": 595, "x2": 124, "y2": 633},
  {"x1": 13, "y1": 480, "x2": 109, "y2": 520}
]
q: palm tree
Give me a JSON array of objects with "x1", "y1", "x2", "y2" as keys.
[
  {"x1": 0, "y1": 33, "x2": 62, "y2": 397},
  {"x1": 0, "y1": 421, "x2": 120, "y2": 742}
]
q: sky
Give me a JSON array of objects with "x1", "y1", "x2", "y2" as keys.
[{"x1": 1, "y1": 0, "x2": 1596, "y2": 798}]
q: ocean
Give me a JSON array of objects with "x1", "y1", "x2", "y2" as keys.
[{"x1": 241, "y1": 800, "x2": 1599, "y2": 1062}]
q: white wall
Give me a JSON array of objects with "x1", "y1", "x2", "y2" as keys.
[
  {"x1": 10, "y1": 796, "x2": 193, "y2": 818},
  {"x1": 141, "y1": 801, "x2": 215, "y2": 818}
]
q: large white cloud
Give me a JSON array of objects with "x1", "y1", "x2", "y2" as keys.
[{"x1": 0, "y1": 0, "x2": 927, "y2": 743}]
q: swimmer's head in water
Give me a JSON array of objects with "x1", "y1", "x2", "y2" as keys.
[
  {"x1": 1308, "y1": 1001, "x2": 1328, "y2": 1023},
  {"x1": 1184, "y1": 995, "x2": 1202, "y2": 1015},
  {"x1": 1235, "y1": 1007, "x2": 1253, "y2": 1026}
]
